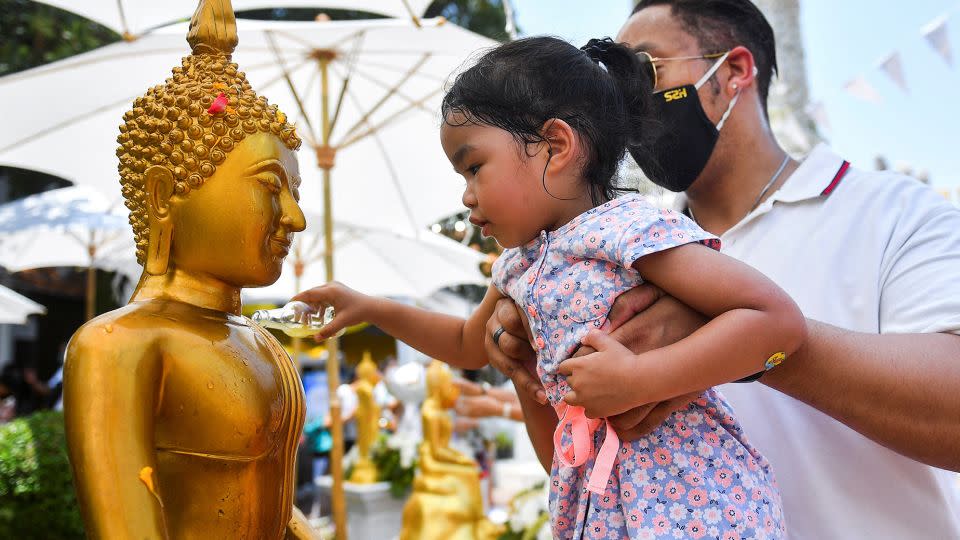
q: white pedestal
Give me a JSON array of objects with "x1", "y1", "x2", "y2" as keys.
[
  {"x1": 491, "y1": 459, "x2": 548, "y2": 506},
  {"x1": 316, "y1": 477, "x2": 405, "y2": 540}
]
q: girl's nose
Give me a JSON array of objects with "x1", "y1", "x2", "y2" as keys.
[{"x1": 461, "y1": 185, "x2": 477, "y2": 209}]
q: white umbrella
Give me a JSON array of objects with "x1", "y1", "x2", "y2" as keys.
[
  {"x1": 0, "y1": 285, "x2": 46, "y2": 325},
  {"x1": 242, "y1": 219, "x2": 486, "y2": 303},
  {"x1": 31, "y1": 0, "x2": 435, "y2": 38},
  {"x1": 0, "y1": 13, "x2": 493, "y2": 535},
  {"x1": 0, "y1": 186, "x2": 135, "y2": 320},
  {"x1": 0, "y1": 17, "x2": 494, "y2": 234}
]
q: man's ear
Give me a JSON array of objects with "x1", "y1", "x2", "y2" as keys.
[{"x1": 723, "y1": 45, "x2": 757, "y2": 97}]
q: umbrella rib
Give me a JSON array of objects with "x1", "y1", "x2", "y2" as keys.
[
  {"x1": 338, "y1": 65, "x2": 434, "y2": 115},
  {"x1": 400, "y1": 0, "x2": 423, "y2": 27},
  {"x1": 265, "y1": 29, "x2": 318, "y2": 139},
  {"x1": 0, "y1": 93, "x2": 137, "y2": 155},
  {"x1": 0, "y1": 48, "x2": 188, "y2": 85},
  {"x1": 353, "y1": 59, "x2": 447, "y2": 83},
  {"x1": 328, "y1": 32, "x2": 365, "y2": 139},
  {"x1": 366, "y1": 118, "x2": 422, "y2": 236},
  {"x1": 337, "y1": 53, "x2": 431, "y2": 141},
  {"x1": 336, "y1": 87, "x2": 442, "y2": 151},
  {"x1": 252, "y1": 57, "x2": 312, "y2": 93},
  {"x1": 116, "y1": 0, "x2": 131, "y2": 37},
  {"x1": 267, "y1": 28, "x2": 322, "y2": 52},
  {"x1": 364, "y1": 240, "x2": 423, "y2": 294}
]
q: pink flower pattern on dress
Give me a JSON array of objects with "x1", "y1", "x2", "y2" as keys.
[{"x1": 492, "y1": 195, "x2": 784, "y2": 539}]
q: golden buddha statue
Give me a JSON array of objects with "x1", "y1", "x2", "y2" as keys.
[
  {"x1": 349, "y1": 351, "x2": 381, "y2": 484},
  {"x1": 400, "y1": 361, "x2": 503, "y2": 540},
  {"x1": 62, "y1": 1, "x2": 318, "y2": 538}
]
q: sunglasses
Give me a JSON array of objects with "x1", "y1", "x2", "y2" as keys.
[{"x1": 635, "y1": 51, "x2": 729, "y2": 90}]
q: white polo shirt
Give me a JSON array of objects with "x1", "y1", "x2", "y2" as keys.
[{"x1": 687, "y1": 144, "x2": 960, "y2": 539}]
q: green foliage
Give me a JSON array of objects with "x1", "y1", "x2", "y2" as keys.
[
  {"x1": 0, "y1": 410, "x2": 84, "y2": 539},
  {"x1": 426, "y1": 0, "x2": 512, "y2": 42},
  {"x1": 371, "y1": 435, "x2": 417, "y2": 498},
  {"x1": 0, "y1": 0, "x2": 119, "y2": 76}
]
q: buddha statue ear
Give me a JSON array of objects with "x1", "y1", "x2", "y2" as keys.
[{"x1": 144, "y1": 166, "x2": 175, "y2": 276}]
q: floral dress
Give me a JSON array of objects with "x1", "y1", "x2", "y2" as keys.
[{"x1": 491, "y1": 195, "x2": 785, "y2": 540}]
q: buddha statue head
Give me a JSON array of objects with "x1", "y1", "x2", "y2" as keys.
[
  {"x1": 357, "y1": 351, "x2": 381, "y2": 386},
  {"x1": 117, "y1": 0, "x2": 304, "y2": 289},
  {"x1": 425, "y1": 360, "x2": 460, "y2": 409}
]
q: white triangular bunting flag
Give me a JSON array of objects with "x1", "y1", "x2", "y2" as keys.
[
  {"x1": 805, "y1": 101, "x2": 831, "y2": 132},
  {"x1": 922, "y1": 15, "x2": 953, "y2": 67},
  {"x1": 843, "y1": 76, "x2": 883, "y2": 104},
  {"x1": 878, "y1": 52, "x2": 909, "y2": 93}
]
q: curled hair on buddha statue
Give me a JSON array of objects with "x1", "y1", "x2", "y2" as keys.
[{"x1": 117, "y1": 0, "x2": 301, "y2": 266}]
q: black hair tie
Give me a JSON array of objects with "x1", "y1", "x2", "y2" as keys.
[{"x1": 580, "y1": 37, "x2": 616, "y2": 63}]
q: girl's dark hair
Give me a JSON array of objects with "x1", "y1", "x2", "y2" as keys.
[{"x1": 441, "y1": 36, "x2": 656, "y2": 205}]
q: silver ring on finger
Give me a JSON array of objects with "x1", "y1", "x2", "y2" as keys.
[{"x1": 492, "y1": 326, "x2": 506, "y2": 347}]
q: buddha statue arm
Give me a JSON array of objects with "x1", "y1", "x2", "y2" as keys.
[
  {"x1": 422, "y1": 403, "x2": 474, "y2": 466},
  {"x1": 63, "y1": 325, "x2": 168, "y2": 539}
]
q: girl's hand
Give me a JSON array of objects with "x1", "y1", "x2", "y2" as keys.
[
  {"x1": 291, "y1": 281, "x2": 371, "y2": 340},
  {"x1": 559, "y1": 330, "x2": 646, "y2": 419}
]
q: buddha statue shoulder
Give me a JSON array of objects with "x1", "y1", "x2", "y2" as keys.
[{"x1": 62, "y1": 1, "x2": 317, "y2": 538}]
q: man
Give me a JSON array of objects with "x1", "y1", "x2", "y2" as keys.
[{"x1": 484, "y1": 1, "x2": 960, "y2": 537}]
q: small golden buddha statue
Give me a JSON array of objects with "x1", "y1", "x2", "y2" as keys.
[
  {"x1": 399, "y1": 361, "x2": 503, "y2": 540},
  {"x1": 62, "y1": 1, "x2": 317, "y2": 538},
  {"x1": 349, "y1": 351, "x2": 381, "y2": 484}
]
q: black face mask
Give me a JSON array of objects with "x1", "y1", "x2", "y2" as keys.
[{"x1": 630, "y1": 54, "x2": 740, "y2": 193}]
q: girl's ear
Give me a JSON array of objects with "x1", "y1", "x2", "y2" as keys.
[{"x1": 540, "y1": 118, "x2": 577, "y2": 173}]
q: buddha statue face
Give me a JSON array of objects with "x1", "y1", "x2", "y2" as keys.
[
  {"x1": 144, "y1": 131, "x2": 305, "y2": 287},
  {"x1": 357, "y1": 357, "x2": 382, "y2": 386},
  {"x1": 426, "y1": 361, "x2": 460, "y2": 409},
  {"x1": 117, "y1": 10, "x2": 304, "y2": 288}
]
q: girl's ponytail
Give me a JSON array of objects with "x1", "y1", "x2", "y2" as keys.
[{"x1": 580, "y1": 38, "x2": 658, "y2": 157}]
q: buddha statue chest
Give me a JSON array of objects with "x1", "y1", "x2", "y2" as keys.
[{"x1": 152, "y1": 315, "x2": 303, "y2": 460}]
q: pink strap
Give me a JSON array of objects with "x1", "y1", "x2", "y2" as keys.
[{"x1": 552, "y1": 403, "x2": 620, "y2": 495}]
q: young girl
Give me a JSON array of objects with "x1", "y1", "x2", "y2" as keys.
[{"x1": 295, "y1": 37, "x2": 803, "y2": 539}]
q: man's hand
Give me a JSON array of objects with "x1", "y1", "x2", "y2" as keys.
[
  {"x1": 454, "y1": 395, "x2": 503, "y2": 418},
  {"x1": 563, "y1": 284, "x2": 708, "y2": 440},
  {"x1": 484, "y1": 297, "x2": 546, "y2": 404}
]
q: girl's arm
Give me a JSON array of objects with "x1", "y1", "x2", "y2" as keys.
[
  {"x1": 560, "y1": 243, "x2": 806, "y2": 417},
  {"x1": 293, "y1": 282, "x2": 503, "y2": 370}
]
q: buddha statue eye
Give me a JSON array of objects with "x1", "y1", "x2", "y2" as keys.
[{"x1": 253, "y1": 172, "x2": 281, "y2": 193}]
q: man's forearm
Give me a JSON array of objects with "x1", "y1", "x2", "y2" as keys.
[
  {"x1": 514, "y1": 385, "x2": 558, "y2": 473},
  {"x1": 763, "y1": 319, "x2": 960, "y2": 471}
]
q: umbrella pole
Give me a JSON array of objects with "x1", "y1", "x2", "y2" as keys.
[
  {"x1": 85, "y1": 265, "x2": 96, "y2": 321},
  {"x1": 292, "y1": 256, "x2": 304, "y2": 372},
  {"x1": 85, "y1": 245, "x2": 97, "y2": 321},
  {"x1": 318, "y1": 51, "x2": 348, "y2": 540}
]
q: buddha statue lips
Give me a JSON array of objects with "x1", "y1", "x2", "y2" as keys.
[{"x1": 62, "y1": 1, "x2": 318, "y2": 539}]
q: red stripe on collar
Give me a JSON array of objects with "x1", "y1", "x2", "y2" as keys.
[{"x1": 820, "y1": 160, "x2": 850, "y2": 197}]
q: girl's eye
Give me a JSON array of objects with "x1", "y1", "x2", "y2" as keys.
[{"x1": 468, "y1": 164, "x2": 481, "y2": 175}]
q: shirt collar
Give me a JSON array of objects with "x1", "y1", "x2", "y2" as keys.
[
  {"x1": 673, "y1": 143, "x2": 851, "y2": 213},
  {"x1": 769, "y1": 143, "x2": 850, "y2": 204}
]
